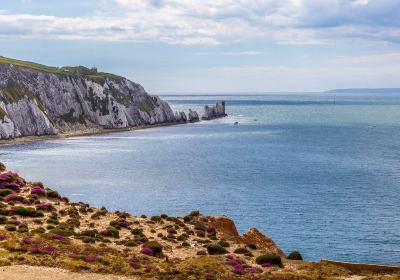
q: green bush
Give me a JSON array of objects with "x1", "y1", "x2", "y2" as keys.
[
  {"x1": 287, "y1": 251, "x2": 303, "y2": 260},
  {"x1": 0, "y1": 216, "x2": 7, "y2": 224},
  {"x1": 0, "y1": 162, "x2": 6, "y2": 172},
  {"x1": 234, "y1": 247, "x2": 250, "y2": 254},
  {"x1": 106, "y1": 226, "x2": 119, "y2": 238},
  {"x1": 49, "y1": 227, "x2": 75, "y2": 236},
  {"x1": 131, "y1": 228, "x2": 143, "y2": 235},
  {"x1": 150, "y1": 216, "x2": 161, "y2": 222},
  {"x1": 5, "y1": 224, "x2": 16, "y2": 231},
  {"x1": 206, "y1": 244, "x2": 227, "y2": 255},
  {"x1": 81, "y1": 229, "x2": 99, "y2": 238},
  {"x1": 13, "y1": 206, "x2": 43, "y2": 217},
  {"x1": 31, "y1": 227, "x2": 45, "y2": 234},
  {"x1": 46, "y1": 189, "x2": 60, "y2": 198},
  {"x1": 188, "y1": 210, "x2": 200, "y2": 217},
  {"x1": 0, "y1": 190, "x2": 12, "y2": 197},
  {"x1": 218, "y1": 240, "x2": 230, "y2": 247},
  {"x1": 142, "y1": 241, "x2": 163, "y2": 255},
  {"x1": 17, "y1": 223, "x2": 29, "y2": 233},
  {"x1": 255, "y1": 254, "x2": 282, "y2": 267}
]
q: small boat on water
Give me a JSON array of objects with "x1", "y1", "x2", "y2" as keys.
[{"x1": 234, "y1": 122, "x2": 239, "y2": 125}]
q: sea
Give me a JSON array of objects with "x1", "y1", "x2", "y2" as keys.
[{"x1": 1, "y1": 93, "x2": 399, "y2": 265}]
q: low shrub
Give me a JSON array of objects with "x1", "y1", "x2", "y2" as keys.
[
  {"x1": 142, "y1": 241, "x2": 163, "y2": 255},
  {"x1": 105, "y1": 226, "x2": 119, "y2": 238},
  {"x1": 31, "y1": 186, "x2": 46, "y2": 197},
  {"x1": 234, "y1": 247, "x2": 250, "y2": 255},
  {"x1": 255, "y1": 254, "x2": 282, "y2": 267},
  {"x1": 150, "y1": 216, "x2": 161, "y2": 222},
  {"x1": 5, "y1": 224, "x2": 16, "y2": 231},
  {"x1": 131, "y1": 228, "x2": 143, "y2": 235},
  {"x1": 36, "y1": 202, "x2": 53, "y2": 211},
  {"x1": 287, "y1": 251, "x2": 303, "y2": 260},
  {"x1": 0, "y1": 189, "x2": 12, "y2": 197},
  {"x1": 207, "y1": 244, "x2": 227, "y2": 255},
  {"x1": 17, "y1": 223, "x2": 29, "y2": 233},
  {"x1": 12, "y1": 206, "x2": 43, "y2": 217},
  {"x1": 0, "y1": 162, "x2": 6, "y2": 172},
  {"x1": 0, "y1": 216, "x2": 7, "y2": 224},
  {"x1": 188, "y1": 210, "x2": 200, "y2": 217},
  {"x1": 218, "y1": 240, "x2": 230, "y2": 248},
  {"x1": 141, "y1": 247, "x2": 154, "y2": 256},
  {"x1": 46, "y1": 189, "x2": 60, "y2": 198},
  {"x1": 49, "y1": 227, "x2": 75, "y2": 236}
]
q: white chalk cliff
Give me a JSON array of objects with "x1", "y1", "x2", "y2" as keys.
[{"x1": 0, "y1": 57, "x2": 178, "y2": 140}]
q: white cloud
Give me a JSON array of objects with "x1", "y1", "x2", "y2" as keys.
[{"x1": 0, "y1": 0, "x2": 398, "y2": 45}]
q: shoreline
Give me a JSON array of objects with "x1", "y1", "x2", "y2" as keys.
[
  {"x1": 0, "y1": 121, "x2": 188, "y2": 147},
  {"x1": 0, "y1": 165, "x2": 399, "y2": 279}
]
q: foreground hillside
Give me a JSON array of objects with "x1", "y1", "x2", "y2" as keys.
[
  {"x1": 0, "y1": 56, "x2": 178, "y2": 140},
  {"x1": 0, "y1": 162, "x2": 398, "y2": 279}
]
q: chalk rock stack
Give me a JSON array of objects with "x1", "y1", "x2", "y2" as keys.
[{"x1": 202, "y1": 101, "x2": 227, "y2": 120}]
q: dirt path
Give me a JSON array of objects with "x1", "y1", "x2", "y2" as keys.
[{"x1": 0, "y1": 265, "x2": 138, "y2": 280}]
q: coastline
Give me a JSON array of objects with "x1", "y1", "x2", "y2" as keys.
[
  {"x1": 0, "y1": 164, "x2": 399, "y2": 279},
  {"x1": 0, "y1": 121, "x2": 188, "y2": 147}
]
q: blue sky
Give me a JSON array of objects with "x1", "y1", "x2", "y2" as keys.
[{"x1": 0, "y1": 0, "x2": 399, "y2": 93}]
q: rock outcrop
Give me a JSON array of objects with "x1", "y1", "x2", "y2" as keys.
[
  {"x1": 188, "y1": 109, "x2": 200, "y2": 122},
  {"x1": 174, "y1": 111, "x2": 187, "y2": 123},
  {"x1": 209, "y1": 216, "x2": 286, "y2": 258},
  {"x1": 0, "y1": 57, "x2": 178, "y2": 140},
  {"x1": 202, "y1": 101, "x2": 227, "y2": 120}
]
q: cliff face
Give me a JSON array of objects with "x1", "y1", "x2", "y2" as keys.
[{"x1": 0, "y1": 58, "x2": 177, "y2": 140}]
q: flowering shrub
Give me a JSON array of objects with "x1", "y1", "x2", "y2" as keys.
[
  {"x1": 102, "y1": 226, "x2": 119, "y2": 238},
  {"x1": 51, "y1": 234, "x2": 68, "y2": 242},
  {"x1": 3, "y1": 193, "x2": 24, "y2": 203},
  {"x1": 31, "y1": 186, "x2": 46, "y2": 197},
  {"x1": 84, "y1": 255, "x2": 98, "y2": 263},
  {"x1": 167, "y1": 227, "x2": 177, "y2": 234},
  {"x1": 0, "y1": 172, "x2": 26, "y2": 192},
  {"x1": 68, "y1": 252, "x2": 83, "y2": 259},
  {"x1": 0, "y1": 234, "x2": 6, "y2": 241},
  {"x1": 226, "y1": 255, "x2": 261, "y2": 275},
  {"x1": 207, "y1": 226, "x2": 216, "y2": 233},
  {"x1": 30, "y1": 246, "x2": 58, "y2": 256},
  {"x1": 36, "y1": 202, "x2": 53, "y2": 211},
  {"x1": 194, "y1": 223, "x2": 206, "y2": 231},
  {"x1": 141, "y1": 247, "x2": 154, "y2": 256},
  {"x1": 129, "y1": 258, "x2": 141, "y2": 269},
  {"x1": 142, "y1": 241, "x2": 163, "y2": 255}
]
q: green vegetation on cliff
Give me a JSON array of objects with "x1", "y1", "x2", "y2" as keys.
[
  {"x1": 0, "y1": 107, "x2": 7, "y2": 120},
  {"x1": 60, "y1": 109, "x2": 86, "y2": 125},
  {"x1": 139, "y1": 95, "x2": 157, "y2": 113},
  {"x1": 0, "y1": 56, "x2": 124, "y2": 84}
]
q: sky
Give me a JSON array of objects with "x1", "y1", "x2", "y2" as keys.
[{"x1": 0, "y1": 0, "x2": 399, "y2": 93}]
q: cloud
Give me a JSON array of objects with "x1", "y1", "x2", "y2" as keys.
[{"x1": 0, "y1": 0, "x2": 399, "y2": 45}]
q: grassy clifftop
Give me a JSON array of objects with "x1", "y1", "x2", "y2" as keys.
[{"x1": 0, "y1": 56, "x2": 122, "y2": 84}]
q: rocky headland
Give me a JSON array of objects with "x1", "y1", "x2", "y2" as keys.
[
  {"x1": 0, "y1": 56, "x2": 205, "y2": 141},
  {"x1": 0, "y1": 161, "x2": 398, "y2": 280}
]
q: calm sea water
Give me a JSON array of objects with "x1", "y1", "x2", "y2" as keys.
[{"x1": 1, "y1": 94, "x2": 400, "y2": 265}]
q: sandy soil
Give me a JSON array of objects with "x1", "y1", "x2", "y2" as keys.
[{"x1": 0, "y1": 265, "x2": 138, "y2": 280}]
